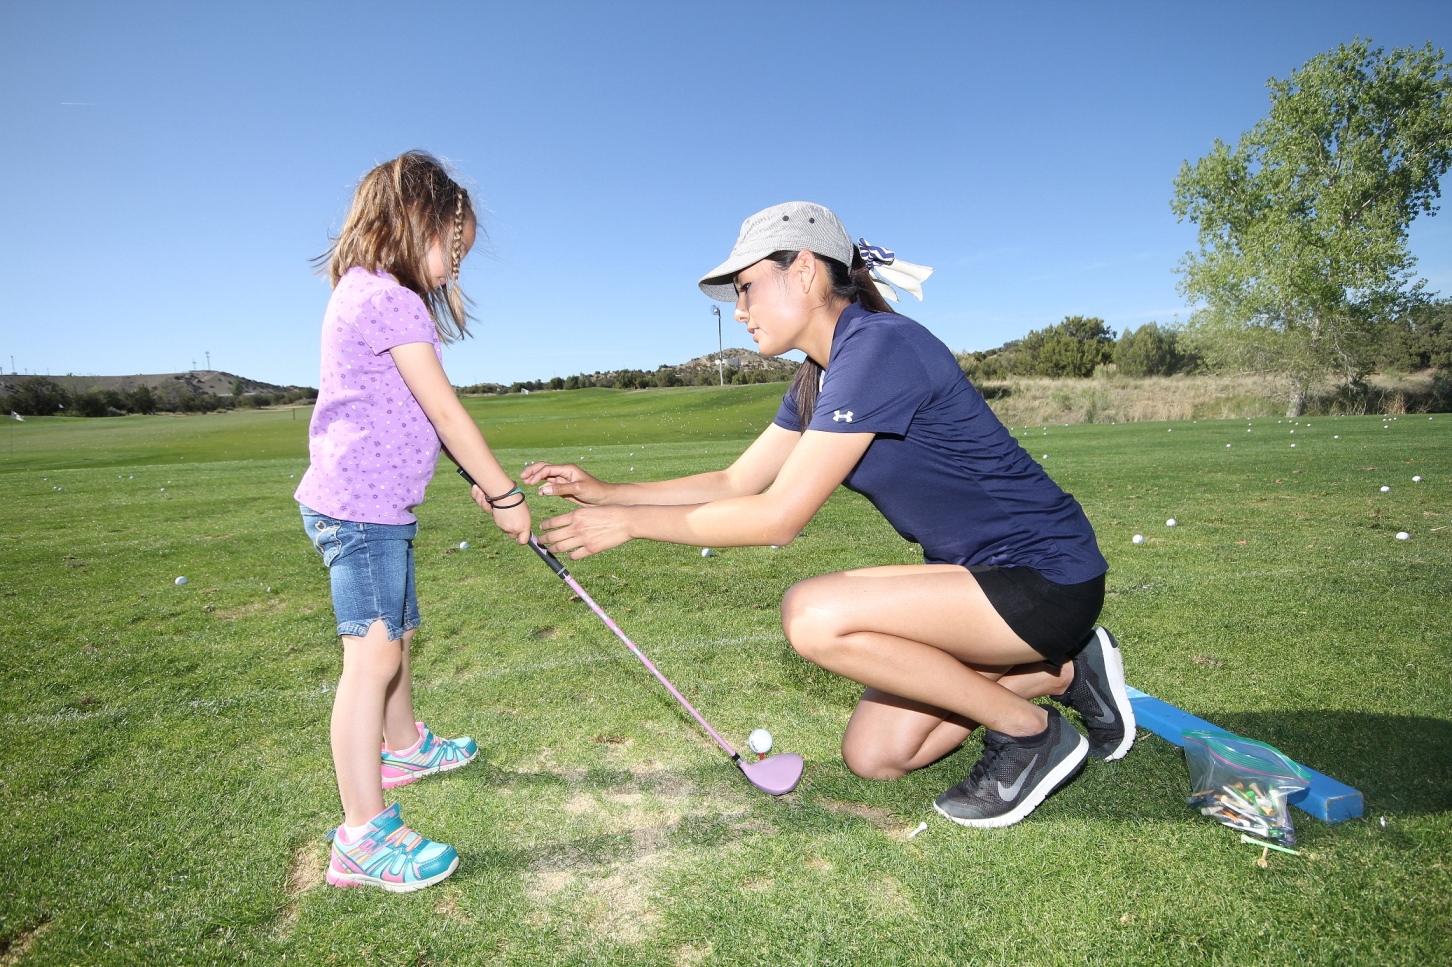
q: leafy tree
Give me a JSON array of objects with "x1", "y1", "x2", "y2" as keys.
[
  {"x1": 124, "y1": 385, "x2": 157, "y2": 414},
  {"x1": 5, "y1": 377, "x2": 70, "y2": 416},
  {"x1": 1115, "y1": 323, "x2": 1183, "y2": 376},
  {"x1": 1173, "y1": 40, "x2": 1452, "y2": 416},
  {"x1": 1010, "y1": 316, "x2": 1114, "y2": 377}
]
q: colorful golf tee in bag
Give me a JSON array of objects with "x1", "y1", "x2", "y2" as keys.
[{"x1": 1184, "y1": 730, "x2": 1312, "y2": 845}]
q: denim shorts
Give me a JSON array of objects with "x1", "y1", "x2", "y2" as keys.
[{"x1": 300, "y1": 504, "x2": 420, "y2": 641}]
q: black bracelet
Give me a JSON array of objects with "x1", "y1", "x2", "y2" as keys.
[
  {"x1": 484, "y1": 484, "x2": 523, "y2": 507},
  {"x1": 489, "y1": 493, "x2": 527, "y2": 510}
]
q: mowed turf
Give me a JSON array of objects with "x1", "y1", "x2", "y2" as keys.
[{"x1": 1, "y1": 393, "x2": 1449, "y2": 966}]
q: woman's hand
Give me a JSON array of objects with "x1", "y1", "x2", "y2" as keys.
[
  {"x1": 490, "y1": 498, "x2": 533, "y2": 545},
  {"x1": 522, "y1": 462, "x2": 614, "y2": 506},
  {"x1": 539, "y1": 505, "x2": 633, "y2": 559}
]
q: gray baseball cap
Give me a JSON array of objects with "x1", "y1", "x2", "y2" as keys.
[{"x1": 698, "y1": 201, "x2": 853, "y2": 302}]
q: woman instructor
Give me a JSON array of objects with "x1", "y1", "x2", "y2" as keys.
[{"x1": 523, "y1": 202, "x2": 1135, "y2": 828}]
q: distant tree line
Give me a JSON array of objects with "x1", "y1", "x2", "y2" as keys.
[
  {"x1": 956, "y1": 302, "x2": 1450, "y2": 384},
  {"x1": 2, "y1": 377, "x2": 317, "y2": 417},
  {"x1": 957, "y1": 316, "x2": 1193, "y2": 381},
  {"x1": 459, "y1": 362, "x2": 793, "y2": 395}
]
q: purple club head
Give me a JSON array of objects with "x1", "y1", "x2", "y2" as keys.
[{"x1": 738, "y1": 753, "x2": 804, "y2": 796}]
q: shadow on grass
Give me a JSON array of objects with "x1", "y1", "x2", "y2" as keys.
[{"x1": 1211, "y1": 711, "x2": 1452, "y2": 816}]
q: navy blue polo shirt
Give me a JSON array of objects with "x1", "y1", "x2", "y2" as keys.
[{"x1": 774, "y1": 303, "x2": 1107, "y2": 586}]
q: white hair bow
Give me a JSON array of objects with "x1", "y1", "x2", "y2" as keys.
[{"x1": 857, "y1": 238, "x2": 933, "y2": 302}]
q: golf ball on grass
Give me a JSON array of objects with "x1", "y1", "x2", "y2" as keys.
[
  {"x1": 1396, "y1": 532, "x2": 1411, "y2": 541},
  {"x1": 1132, "y1": 534, "x2": 1145, "y2": 545},
  {"x1": 1381, "y1": 486, "x2": 1391, "y2": 493},
  {"x1": 1413, "y1": 476, "x2": 1422, "y2": 482},
  {"x1": 1166, "y1": 519, "x2": 1178, "y2": 527},
  {"x1": 175, "y1": 576, "x2": 188, "y2": 586},
  {"x1": 701, "y1": 548, "x2": 713, "y2": 557},
  {"x1": 748, "y1": 729, "x2": 773, "y2": 754},
  {"x1": 458, "y1": 541, "x2": 469, "y2": 550}
]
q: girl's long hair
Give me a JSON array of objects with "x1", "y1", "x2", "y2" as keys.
[
  {"x1": 764, "y1": 248, "x2": 895, "y2": 429},
  {"x1": 318, "y1": 151, "x2": 476, "y2": 342}
]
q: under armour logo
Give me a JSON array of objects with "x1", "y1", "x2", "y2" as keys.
[{"x1": 832, "y1": 410, "x2": 854, "y2": 423}]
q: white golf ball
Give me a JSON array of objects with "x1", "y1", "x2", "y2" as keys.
[
  {"x1": 748, "y1": 729, "x2": 773, "y2": 754},
  {"x1": 701, "y1": 548, "x2": 713, "y2": 557},
  {"x1": 1413, "y1": 476, "x2": 1422, "y2": 482},
  {"x1": 1226, "y1": 444, "x2": 1232, "y2": 448},
  {"x1": 1132, "y1": 534, "x2": 1145, "y2": 545},
  {"x1": 1396, "y1": 532, "x2": 1411, "y2": 541},
  {"x1": 458, "y1": 541, "x2": 469, "y2": 550},
  {"x1": 175, "y1": 576, "x2": 188, "y2": 585},
  {"x1": 1166, "y1": 519, "x2": 1177, "y2": 527},
  {"x1": 1381, "y1": 486, "x2": 1391, "y2": 493}
]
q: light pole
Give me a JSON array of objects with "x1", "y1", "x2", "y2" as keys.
[{"x1": 711, "y1": 306, "x2": 724, "y2": 386}]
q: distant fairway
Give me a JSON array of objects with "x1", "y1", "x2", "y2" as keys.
[
  {"x1": 0, "y1": 383, "x2": 788, "y2": 473},
  {"x1": 2, "y1": 392, "x2": 1449, "y2": 965}
]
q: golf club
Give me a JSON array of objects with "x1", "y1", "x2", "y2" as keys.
[{"x1": 458, "y1": 466, "x2": 803, "y2": 796}]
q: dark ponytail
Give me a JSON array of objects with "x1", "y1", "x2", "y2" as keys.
[{"x1": 765, "y1": 247, "x2": 894, "y2": 429}]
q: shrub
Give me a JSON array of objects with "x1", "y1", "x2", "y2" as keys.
[
  {"x1": 5, "y1": 377, "x2": 71, "y2": 416},
  {"x1": 1115, "y1": 323, "x2": 1184, "y2": 376}
]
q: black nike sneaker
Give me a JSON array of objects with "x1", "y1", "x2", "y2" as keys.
[
  {"x1": 1052, "y1": 626, "x2": 1136, "y2": 761},
  {"x1": 933, "y1": 706, "x2": 1088, "y2": 828}
]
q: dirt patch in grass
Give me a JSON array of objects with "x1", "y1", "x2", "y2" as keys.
[
  {"x1": 675, "y1": 941, "x2": 714, "y2": 965},
  {"x1": 274, "y1": 838, "x2": 327, "y2": 936},
  {"x1": 818, "y1": 798, "x2": 899, "y2": 834},
  {"x1": 866, "y1": 876, "x2": 916, "y2": 919},
  {"x1": 0, "y1": 918, "x2": 51, "y2": 965}
]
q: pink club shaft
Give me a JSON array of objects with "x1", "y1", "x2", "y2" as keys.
[{"x1": 561, "y1": 572, "x2": 739, "y2": 758}]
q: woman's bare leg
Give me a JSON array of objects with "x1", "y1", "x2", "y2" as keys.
[
  {"x1": 843, "y1": 659, "x2": 1074, "y2": 779},
  {"x1": 782, "y1": 564, "x2": 1075, "y2": 779}
]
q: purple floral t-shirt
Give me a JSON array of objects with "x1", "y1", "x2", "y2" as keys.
[{"x1": 295, "y1": 267, "x2": 443, "y2": 524}]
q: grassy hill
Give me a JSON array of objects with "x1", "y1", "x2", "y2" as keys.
[{"x1": 0, "y1": 369, "x2": 308, "y2": 398}]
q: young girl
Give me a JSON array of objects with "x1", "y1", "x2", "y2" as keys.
[
  {"x1": 523, "y1": 202, "x2": 1135, "y2": 829},
  {"x1": 295, "y1": 152, "x2": 531, "y2": 890}
]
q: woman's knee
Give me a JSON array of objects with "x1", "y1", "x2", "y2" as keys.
[
  {"x1": 781, "y1": 578, "x2": 844, "y2": 664},
  {"x1": 841, "y1": 736, "x2": 910, "y2": 781}
]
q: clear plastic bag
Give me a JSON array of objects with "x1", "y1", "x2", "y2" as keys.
[{"x1": 1184, "y1": 730, "x2": 1312, "y2": 845}]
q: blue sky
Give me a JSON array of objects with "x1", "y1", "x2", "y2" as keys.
[{"x1": 2, "y1": 1, "x2": 1449, "y2": 387}]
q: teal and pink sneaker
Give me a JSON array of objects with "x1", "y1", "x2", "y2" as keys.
[
  {"x1": 381, "y1": 721, "x2": 478, "y2": 790},
  {"x1": 325, "y1": 803, "x2": 458, "y2": 892}
]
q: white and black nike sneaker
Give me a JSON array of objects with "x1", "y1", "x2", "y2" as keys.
[
  {"x1": 933, "y1": 706, "x2": 1089, "y2": 828},
  {"x1": 1052, "y1": 626, "x2": 1136, "y2": 761}
]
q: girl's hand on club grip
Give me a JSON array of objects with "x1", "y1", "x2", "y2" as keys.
[
  {"x1": 491, "y1": 500, "x2": 533, "y2": 544},
  {"x1": 539, "y1": 506, "x2": 631, "y2": 559},
  {"x1": 522, "y1": 462, "x2": 612, "y2": 506}
]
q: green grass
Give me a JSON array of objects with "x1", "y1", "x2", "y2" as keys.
[{"x1": 1, "y1": 396, "x2": 1449, "y2": 965}]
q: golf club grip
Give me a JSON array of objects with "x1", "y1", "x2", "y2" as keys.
[
  {"x1": 455, "y1": 465, "x2": 477, "y2": 487},
  {"x1": 528, "y1": 536, "x2": 571, "y2": 578}
]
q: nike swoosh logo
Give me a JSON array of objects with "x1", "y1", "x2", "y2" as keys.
[
  {"x1": 997, "y1": 754, "x2": 1039, "y2": 801},
  {"x1": 1084, "y1": 681, "x2": 1117, "y2": 725}
]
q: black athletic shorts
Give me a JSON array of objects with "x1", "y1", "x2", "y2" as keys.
[{"x1": 968, "y1": 565, "x2": 1106, "y2": 662}]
